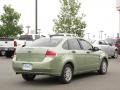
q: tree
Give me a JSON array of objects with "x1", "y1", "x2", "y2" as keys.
[
  {"x1": 53, "y1": 0, "x2": 86, "y2": 37},
  {"x1": 0, "y1": 5, "x2": 23, "y2": 37}
]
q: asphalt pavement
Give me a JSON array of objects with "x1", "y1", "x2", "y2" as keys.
[{"x1": 0, "y1": 56, "x2": 120, "y2": 90}]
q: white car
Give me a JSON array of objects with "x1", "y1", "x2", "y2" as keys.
[
  {"x1": 15, "y1": 34, "x2": 41, "y2": 47},
  {"x1": 92, "y1": 40, "x2": 118, "y2": 58},
  {"x1": 0, "y1": 37, "x2": 16, "y2": 57}
]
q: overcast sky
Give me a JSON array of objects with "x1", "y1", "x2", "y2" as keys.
[{"x1": 0, "y1": 0, "x2": 119, "y2": 39}]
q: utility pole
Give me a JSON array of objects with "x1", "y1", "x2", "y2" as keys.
[
  {"x1": 35, "y1": 0, "x2": 38, "y2": 34},
  {"x1": 37, "y1": 29, "x2": 41, "y2": 35},
  {"x1": 100, "y1": 30, "x2": 103, "y2": 40},
  {"x1": 104, "y1": 34, "x2": 107, "y2": 39},
  {"x1": 26, "y1": 26, "x2": 31, "y2": 34},
  {"x1": 116, "y1": 0, "x2": 120, "y2": 37},
  {"x1": 86, "y1": 33, "x2": 90, "y2": 39}
]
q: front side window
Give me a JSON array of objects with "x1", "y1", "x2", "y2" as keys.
[
  {"x1": 78, "y1": 39, "x2": 93, "y2": 50},
  {"x1": 99, "y1": 40, "x2": 108, "y2": 45},
  {"x1": 67, "y1": 39, "x2": 81, "y2": 50}
]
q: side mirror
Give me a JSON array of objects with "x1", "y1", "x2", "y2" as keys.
[
  {"x1": 93, "y1": 47, "x2": 100, "y2": 51},
  {"x1": 109, "y1": 43, "x2": 112, "y2": 46},
  {"x1": 22, "y1": 45, "x2": 26, "y2": 47}
]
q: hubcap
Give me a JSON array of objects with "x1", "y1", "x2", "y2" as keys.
[
  {"x1": 102, "y1": 61, "x2": 107, "y2": 73},
  {"x1": 64, "y1": 67, "x2": 72, "y2": 82}
]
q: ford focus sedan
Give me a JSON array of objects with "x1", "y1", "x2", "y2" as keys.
[{"x1": 12, "y1": 37, "x2": 108, "y2": 84}]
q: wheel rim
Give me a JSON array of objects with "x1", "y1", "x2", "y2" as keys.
[
  {"x1": 102, "y1": 61, "x2": 107, "y2": 73},
  {"x1": 64, "y1": 67, "x2": 72, "y2": 82}
]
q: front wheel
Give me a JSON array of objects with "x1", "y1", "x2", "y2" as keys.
[
  {"x1": 22, "y1": 74, "x2": 36, "y2": 81},
  {"x1": 60, "y1": 64, "x2": 73, "y2": 84},
  {"x1": 98, "y1": 60, "x2": 108, "y2": 75}
]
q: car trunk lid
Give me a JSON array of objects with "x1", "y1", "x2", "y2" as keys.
[{"x1": 16, "y1": 47, "x2": 48, "y2": 62}]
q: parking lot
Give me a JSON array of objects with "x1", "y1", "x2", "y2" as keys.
[{"x1": 0, "y1": 56, "x2": 120, "y2": 90}]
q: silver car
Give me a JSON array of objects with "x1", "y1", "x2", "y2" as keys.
[{"x1": 92, "y1": 40, "x2": 118, "y2": 58}]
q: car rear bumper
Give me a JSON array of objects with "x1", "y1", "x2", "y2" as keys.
[{"x1": 12, "y1": 57, "x2": 63, "y2": 76}]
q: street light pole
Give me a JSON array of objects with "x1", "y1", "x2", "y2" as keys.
[
  {"x1": 100, "y1": 30, "x2": 103, "y2": 40},
  {"x1": 104, "y1": 34, "x2": 107, "y2": 39},
  {"x1": 116, "y1": 0, "x2": 120, "y2": 38},
  {"x1": 35, "y1": 0, "x2": 38, "y2": 34},
  {"x1": 26, "y1": 26, "x2": 31, "y2": 34}
]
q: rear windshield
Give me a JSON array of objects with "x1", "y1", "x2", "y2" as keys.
[
  {"x1": 28, "y1": 38, "x2": 62, "y2": 47},
  {"x1": 19, "y1": 35, "x2": 33, "y2": 40},
  {"x1": 106, "y1": 38, "x2": 116, "y2": 45}
]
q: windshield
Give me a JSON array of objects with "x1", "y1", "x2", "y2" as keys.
[{"x1": 28, "y1": 38, "x2": 62, "y2": 47}]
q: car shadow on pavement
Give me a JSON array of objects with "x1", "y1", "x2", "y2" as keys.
[
  {"x1": 18, "y1": 76, "x2": 62, "y2": 86},
  {"x1": 73, "y1": 72, "x2": 100, "y2": 81},
  {"x1": 17, "y1": 72, "x2": 100, "y2": 86}
]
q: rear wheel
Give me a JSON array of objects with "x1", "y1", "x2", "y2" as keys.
[
  {"x1": 60, "y1": 64, "x2": 73, "y2": 84},
  {"x1": 5, "y1": 51, "x2": 14, "y2": 58},
  {"x1": 22, "y1": 74, "x2": 36, "y2": 81},
  {"x1": 98, "y1": 60, "x2": 108, "y2": 75}
]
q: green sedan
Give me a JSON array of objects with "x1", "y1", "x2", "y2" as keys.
[{"x1": 12, "y1": 37, "x2": 108, "y2": 84}]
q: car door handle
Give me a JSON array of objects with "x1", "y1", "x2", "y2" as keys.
[
  {"x1": 72, "y1": 51, "x2": 76, "y2": 53},
  {"x1": 5, "y1": 41, "x2": 7, "y2": 43},
  {"x1": 86, "y1": 51, "x2": 90, "y2": 54}
]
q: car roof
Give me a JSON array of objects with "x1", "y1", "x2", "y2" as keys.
[{"x1": 49, "y1": 36, "x2": 83, "y2": 40}]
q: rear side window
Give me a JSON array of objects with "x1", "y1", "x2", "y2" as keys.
[
  {"x1": 28, "y1": 38, "x2": 62, "y2": 47},
  {"x1": 19, "y1": 35, "x2": 33, "y2": 41},
  {"x1": 67, "y1": 39, "x2": 81, "y2": 50}
]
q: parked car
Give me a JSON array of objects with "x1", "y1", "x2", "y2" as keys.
[
  {"x1": 105, "y1": 38, "x2": 116, "y2": 46},
  {"x1": 0, "y1": 37, "x2": 16, "y2": 57},
  {"x1": 115, "y1": 38, "x2": 120, "y2": 54},
  {"x1": 92, "y1": 40, "x2": 118, "y2": 58},
  {"x1": 12, "y1": 37, "x2": 108, "y2": 84},
  {"x1": 15, "y1": 34, "x2": 41, "y2": 47}
]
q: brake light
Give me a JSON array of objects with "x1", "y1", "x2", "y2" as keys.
[
  {"x1": 14, "y1": 41, "x2": 17, "y2": 47},
  {"x1": 45, "y1": 50, "x2": 57, "y2": 57}
]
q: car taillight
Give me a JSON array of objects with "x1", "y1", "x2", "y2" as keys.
[
  {"x1": 45, "y1": 50, "x2": 57, "y2": 57},
  {"x1": 14, "y1": 41, "x2": 17, "y2": 47}
]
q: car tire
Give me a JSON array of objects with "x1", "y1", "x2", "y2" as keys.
[
  {"x1": 60, "y1": 64, "x2": 73, "y2": 84},
  {"x1": 0, "y1": 51, "x2": 2, "y2": 56},
  {"x1": 112, "y1": 51, "x2": 118, "y2": 59},
  {"x1": 98, "y1": 60, "x2": 108, "y2": 75},
  {"x1": 5, "y1": 51, "x2": 14, "y2": 58},
  {"x1": 22, "y1": 74, "x2": 36, "y2": 81}
]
